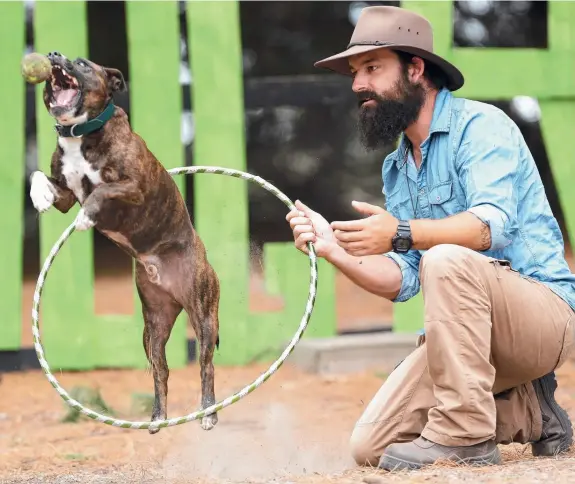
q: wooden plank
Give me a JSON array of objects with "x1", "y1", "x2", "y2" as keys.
[
  {"x1": 0, "y1": 2, "x2": 25, "y2": 350},
  {"x1": 187, "y1": 1, "x2": 251, "y2": 365},
  {"x1": 33, "y1": 1, "x2": 95, "y2": 370},
  {"x1": 187, "y1": 2, "x2": 338, "y2": 365},
  {"x1": 123, "y1": 0, "x2": 186, "y2": 368}
]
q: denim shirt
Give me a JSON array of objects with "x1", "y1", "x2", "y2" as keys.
[{"x1": 382, "y1": 87, "x2": 575, "y2": 312}]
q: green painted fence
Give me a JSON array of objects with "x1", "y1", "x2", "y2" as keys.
[{"x1": 0, "y1": 0, "x2": 574, "y2": 370}]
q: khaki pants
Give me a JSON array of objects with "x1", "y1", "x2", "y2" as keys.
[{"x1": 350, "y1": 244, "x2": 575, "y2": 466}]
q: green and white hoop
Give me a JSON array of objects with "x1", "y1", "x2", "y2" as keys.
[{"x1": 31, "y1": 166, "x2": 318, "y2": 431}]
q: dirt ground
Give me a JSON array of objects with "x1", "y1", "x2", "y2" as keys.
[
  {"x1": 2, "y1": 357, "x2": 575, "y2": 484},
  {"x1": 9, "y1": 240, "x2": 575, "y2": 482}
]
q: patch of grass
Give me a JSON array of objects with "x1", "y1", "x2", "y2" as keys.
[
  {"x1": 61, "y1": 386, "x2": 115, "y2": 423},
  {"x1": 130, "y1": 392, "x2": 155, "y2": 416},
  {"x1": 63, "y1": 453, "x2": 89, "y2": 461}
]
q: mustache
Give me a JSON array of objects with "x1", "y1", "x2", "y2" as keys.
[{"x1": 356, "y1": 90, "x2": 382, "y2": 107}]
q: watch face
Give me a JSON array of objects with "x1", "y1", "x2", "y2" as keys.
[{"x1": 395, "y1": 238, "x2": 410, "y2": 251}]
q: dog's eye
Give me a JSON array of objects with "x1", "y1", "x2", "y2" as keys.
[{"x1": 76, "y1": 60, "x2": 88, "y2": 68}]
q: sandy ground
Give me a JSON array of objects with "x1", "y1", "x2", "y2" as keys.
[
  {"x1": 9, "y1": 239, "x2": 575, "y2": 482},
  {"x1": 2, "y1": 357, "x2": 575, "y2": 483}
]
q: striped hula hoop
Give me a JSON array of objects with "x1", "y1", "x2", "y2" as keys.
[{"x1": 32, "y1": 166, "x2": 318, "y2": 431}]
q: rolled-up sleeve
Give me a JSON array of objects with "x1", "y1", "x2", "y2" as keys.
[
  {"x1": 457, "y1": 109, "x2": 520, "y2": 251},
  {"x1": 383, "y1": 249, "x2": 422, "y2": 302}
]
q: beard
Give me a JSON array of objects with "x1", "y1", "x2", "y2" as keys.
[{"x1": 357, "y1": 69, "x2": 426, "y2": 151}]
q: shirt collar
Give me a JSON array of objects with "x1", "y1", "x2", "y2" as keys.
[{"x1": 391, "y1": 87, "x2": 453, "y2": 169}]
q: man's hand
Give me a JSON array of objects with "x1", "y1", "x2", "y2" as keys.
[
  {"x1": 287, "y1": 200, "x2": 404, "y2": 300},
  {"x1": 331, "y1": 201, "x2": 399, "y2": 256},
  {"x1": 286, "y1": 200, "x2": 339, "y2": 259}
]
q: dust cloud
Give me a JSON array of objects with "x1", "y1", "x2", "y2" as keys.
[{"x1": 160, "y1": 402, "x2": 354, "y2": 482}]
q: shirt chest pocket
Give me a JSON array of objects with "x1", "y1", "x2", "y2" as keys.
[
  {"x1": 428, "y1": 180, "x2": 463, "y2": 218},
  {"x1": 385, "y1": 187, "x2": 415, "y2": 220}
]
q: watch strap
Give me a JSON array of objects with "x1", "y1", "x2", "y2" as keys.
[{"x1": 397, "y1": 220, "x2": 411, "y2": 234}]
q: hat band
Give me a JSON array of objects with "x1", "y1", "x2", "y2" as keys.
[{"x1": 347, "y1": 40, "x2": 394, "y2": 48}]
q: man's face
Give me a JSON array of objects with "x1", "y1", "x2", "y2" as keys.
[{"x1": 349, "y1": 49, "x2": 426, "y2": 151}]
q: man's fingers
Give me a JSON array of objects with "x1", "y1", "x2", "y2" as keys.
[
  {"x1": 289, "y1": 216, "x2": 311, "y2": 230},
  {"x1": 286, "y1": 209, "x2": 307, "y2": 222},
  {"x1": 351, "y1": 200, "x2": 385, "y2": 215},
  {"x1": 293, "y1": 224, "x2": 314, "y2": 239},
  {"x1": 337, "y1": 240, "x2": 367, "y2": 252},
  {"x1": 333, "y1": 229, "x2": 364, "y2": 243},
  {"x1": 295, "y1": 199, "x2": 314, "y2": 215},
  {"x1": 338, "y1": 242, "x2": 370, "y2": 257},
  {"x1": 331, "y1": 219, "x2": 365, "y2": 232},
  {"x1": 295, "y1": 232, "x2": 315, "y2": 252},
  {"x1": 286, "y1": 209, "x2": 298, "y2": 222}
]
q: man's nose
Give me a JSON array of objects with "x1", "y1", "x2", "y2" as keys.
[{"x1": 352, "y1": 73, "x2": 368, "y2": 93}]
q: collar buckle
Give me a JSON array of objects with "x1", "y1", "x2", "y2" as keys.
[
  {"x1": 69, "y1": 124, "x2": 82, "y2": 138},
  {"x1": 54, "y1": 123, "x2": 82, "y2": 138}
]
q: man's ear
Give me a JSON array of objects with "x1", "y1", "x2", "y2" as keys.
[
  {"x1": 410, "y1": 57, "x2": 426, "y2": 83},
  {"x1": 104, "y1": 67, "x2": 127, "y2": 92}
]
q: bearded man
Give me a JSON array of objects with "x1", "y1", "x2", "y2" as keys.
[{"x1": 286, "y1": 6, "x2": 575, "y2": 471}]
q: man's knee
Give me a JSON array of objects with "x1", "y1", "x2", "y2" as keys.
[
  {"x1": 349, "y1": 426, "x2": 381, "y2": 467},
  {"x1": 420, "y1": 244, "x2": 482, "y2": 284},
  {"x1": 421, "y1": 244, "x2": 473, "y2": 272}
]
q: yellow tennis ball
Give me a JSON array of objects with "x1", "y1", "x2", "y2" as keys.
[{"x1": 21, "y1": 53, "x2": 52, "y2": 84}]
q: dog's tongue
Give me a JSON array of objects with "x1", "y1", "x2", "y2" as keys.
[{"x1": 54, "y1": 89, "x2": 78, "y2": 106}]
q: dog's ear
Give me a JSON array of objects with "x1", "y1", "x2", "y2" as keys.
[{"x1": 104, "y1": 67, "x2": 127, "y2": 92}]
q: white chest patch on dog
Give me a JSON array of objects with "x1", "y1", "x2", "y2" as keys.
[{"x1": 59, "y1": 137, "x2": 102, "y2": 204}]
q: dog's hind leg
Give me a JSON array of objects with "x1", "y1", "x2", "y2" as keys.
[
  {"x1": 185, "y1": 264, "x2": 221, "y2": 431},
  {"x1": 198, "y1": 302, "x2": 220, "y2": 431},
  {"x1": 136, "y1": 264, "x2": 182, "y2": 435}
]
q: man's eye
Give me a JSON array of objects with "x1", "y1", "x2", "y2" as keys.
[{"x1": 367, "y1": 65, "x2": 378, "y2": 72}]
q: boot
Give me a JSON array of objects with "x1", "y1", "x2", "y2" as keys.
[
  {"x1": 378, "y1": 436, "x2": 501, "y2": 471},
  {"x1": 531, "y1": 371, "x2": 573, "y2": 456}
]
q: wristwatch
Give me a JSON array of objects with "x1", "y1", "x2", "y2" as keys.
[{"x1": 391, "y1": 220, "x2": 413, "y2": 253}]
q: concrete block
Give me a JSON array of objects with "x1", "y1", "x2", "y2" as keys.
[{"x1": 288, "y1": 332, "x2": 418, "y2": 375}]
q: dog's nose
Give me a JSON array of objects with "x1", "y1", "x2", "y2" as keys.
[{"x1": 47, "y1": 51, "x2": 61, "y2": 60}]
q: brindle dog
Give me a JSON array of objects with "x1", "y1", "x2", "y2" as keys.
[{"x1": 29, "y1": 52, "x2": 220, "y2": 433}]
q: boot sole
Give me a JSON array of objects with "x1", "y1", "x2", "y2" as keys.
[
  {"x1": 532, "y1": 376, "x2": 573, "y2": 456},
  {"x1": 379, "y1": 446, "x2": 501, "y2": 472}
]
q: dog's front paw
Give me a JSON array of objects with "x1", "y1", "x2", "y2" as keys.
[
  {"x1": 201, "y1": 413, "x2": 218, "y2": 431},
  {"x1": 30, "y1": 171, "x2": 55, "y2": 213},
  {"x1": 74, "y1": 208, "x2": 96, "y2": 231}
]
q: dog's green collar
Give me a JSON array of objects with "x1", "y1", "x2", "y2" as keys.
[{"x1": 54, "y1": 101, "x2": 116, "y2": 138}]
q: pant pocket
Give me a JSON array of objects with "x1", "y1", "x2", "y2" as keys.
[{"x1": 489, "y1": 259, "x2": 538, "y2": 284}]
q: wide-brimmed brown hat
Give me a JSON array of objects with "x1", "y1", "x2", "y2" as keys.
[{"x1": 314, "y1": 6, "x2": 464, "y2": 91}]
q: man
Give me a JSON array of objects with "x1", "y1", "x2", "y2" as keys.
[{"x1": 286, "y1": 6, "x2": 575, "y2": 471}]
